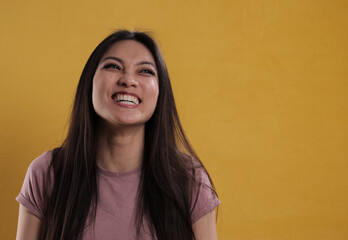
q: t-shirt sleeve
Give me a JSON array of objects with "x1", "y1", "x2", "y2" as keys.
[
  {"x1": 190, "y1": 167, "x2": 221, "y2": 224},
  {"x1": 16, "y1": 151, "x2": 52, "y2": 219}
]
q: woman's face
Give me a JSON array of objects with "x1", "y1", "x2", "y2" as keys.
[{"x1": 92, "y1": 40, "x2": 159, "y2": 128}]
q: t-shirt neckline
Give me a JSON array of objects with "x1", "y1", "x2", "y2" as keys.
[{"x1": 97, "y1": 164, "x2": 142, "y2": 177}]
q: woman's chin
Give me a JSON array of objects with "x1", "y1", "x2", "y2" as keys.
[{"x1": 109, "y1": 118, "x2": 146, "y2": 129}]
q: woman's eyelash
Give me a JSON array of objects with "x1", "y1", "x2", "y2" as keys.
[
  {"x1": 103, "y1": 64, "x2": 155, "y2": 75},
  {"x1": 140, "y1": 69, "x2": 155, "y2": 75},
  {"x1": 103, "y1": 64, "x2": 121, "y2": 70}
]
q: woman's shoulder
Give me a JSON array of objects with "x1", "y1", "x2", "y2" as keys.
[
  {"x1": 28, "y1": 150, "x2": 53, "y2": 174},
  {"x1": 16, "y1": 150, "x2": 55, "y2": 219},
  {"x1": 23, "y1": 150, "x2": 55, "y2": 186},
  {"x1": 187, "y1": 157, "x2": 221, "y2": 224},
  {"x1": 177, "y1": 152, "x2": 209, "y2": 182}
]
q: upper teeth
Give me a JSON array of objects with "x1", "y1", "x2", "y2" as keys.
[{"x1": 114, "y1": 94, "x2": 139, "y2": 105}]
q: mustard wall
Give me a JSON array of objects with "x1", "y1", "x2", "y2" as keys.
[{"x1": 1, "y1": 0, "x2": 347, "y2": 239}]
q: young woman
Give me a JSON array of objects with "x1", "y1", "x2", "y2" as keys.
[{"x1": 16, "y1": 30, "x2": 220, "y2": 240}]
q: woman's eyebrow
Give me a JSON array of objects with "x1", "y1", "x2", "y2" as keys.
[
  {"x1": 101, "y1": 56, "x2": 124, "y2": 64},
  {"x1": 136, "y1": 61, "x2": 157, "y2": 71},
  {"x1": 101, "y1": 57, "x2": 156, "y2": 71}
]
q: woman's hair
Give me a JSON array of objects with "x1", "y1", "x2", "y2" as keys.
[{"x1": 40, "y1": 30, "x2": 217, "y2": 240}]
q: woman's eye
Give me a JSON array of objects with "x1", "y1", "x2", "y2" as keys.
[
  {"x1": 104, "y1": 64, "x2": 121, "y2": 70},
  {"x1": 140, "y1": 69, "x2": 155, "y2": 75}
]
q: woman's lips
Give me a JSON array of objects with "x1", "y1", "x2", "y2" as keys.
[
  {"x1": 112, "y1": 91, "x2": 141, "y2": 102},
  {"x1": 111, "y1": 91, "x2": 141, "y2": 108}
]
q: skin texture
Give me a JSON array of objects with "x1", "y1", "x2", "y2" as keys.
[
  {"x1": 192, "y1": 210, "x2": 218, "y2": 240},
  {"x1": 16, "y1": 205, "x2": 41, "y2": 240},
  {"x1": 16, "y1": 40, "x2": 218, "y2": 239}
]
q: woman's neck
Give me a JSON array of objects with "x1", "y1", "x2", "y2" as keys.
[{"x1": 95, "y1": 121, "x2": 145, "y2": 172}]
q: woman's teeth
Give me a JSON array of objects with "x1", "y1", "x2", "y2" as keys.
[{"x1": 114, "y1": 94, "x2": 140, "y2": 105}]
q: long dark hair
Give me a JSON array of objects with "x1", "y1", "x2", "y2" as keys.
[{"x1": 40, "y1": 30, "x2": 217, "y2": 240}]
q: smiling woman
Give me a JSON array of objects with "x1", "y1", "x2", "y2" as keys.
[
  {"x1": 92, "y1": 40, "x2": 159, "y2": 128},
  {"x1": 15, "y1": 30, "x2": 220, "y2": 240}
]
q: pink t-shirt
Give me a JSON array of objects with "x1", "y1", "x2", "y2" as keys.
[{"x1": 16, "y1": 151, "x2": 220, "y2": 239}]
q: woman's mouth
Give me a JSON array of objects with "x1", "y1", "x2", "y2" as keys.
[{"x1": 112, "y1": 92, "x2": 141, "y2": 106}]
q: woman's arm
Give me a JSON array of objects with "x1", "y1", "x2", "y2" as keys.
[
  {"x1": 192, "y1": 209, "x2": 218, "y2": 240},
  {"x1": 16, "y1": 204, "x2": 42, "y2": 240}
]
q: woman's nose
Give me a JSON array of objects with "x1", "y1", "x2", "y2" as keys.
[{"x1": 117, "y1": 72, "x2": 139, "y2": 88}]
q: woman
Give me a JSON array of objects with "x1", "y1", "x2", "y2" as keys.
[{"x1": 16, "y1": 30, "x2": 220, "y2": 240}]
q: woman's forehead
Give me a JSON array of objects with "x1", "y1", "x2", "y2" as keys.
[{"x1": 102, "y1": 40, "x2": 155, "y2": 64}]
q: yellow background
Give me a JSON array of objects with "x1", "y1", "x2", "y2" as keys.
[{"x1": 1, "y1": 0, "x2": 347, "y2": 239}]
